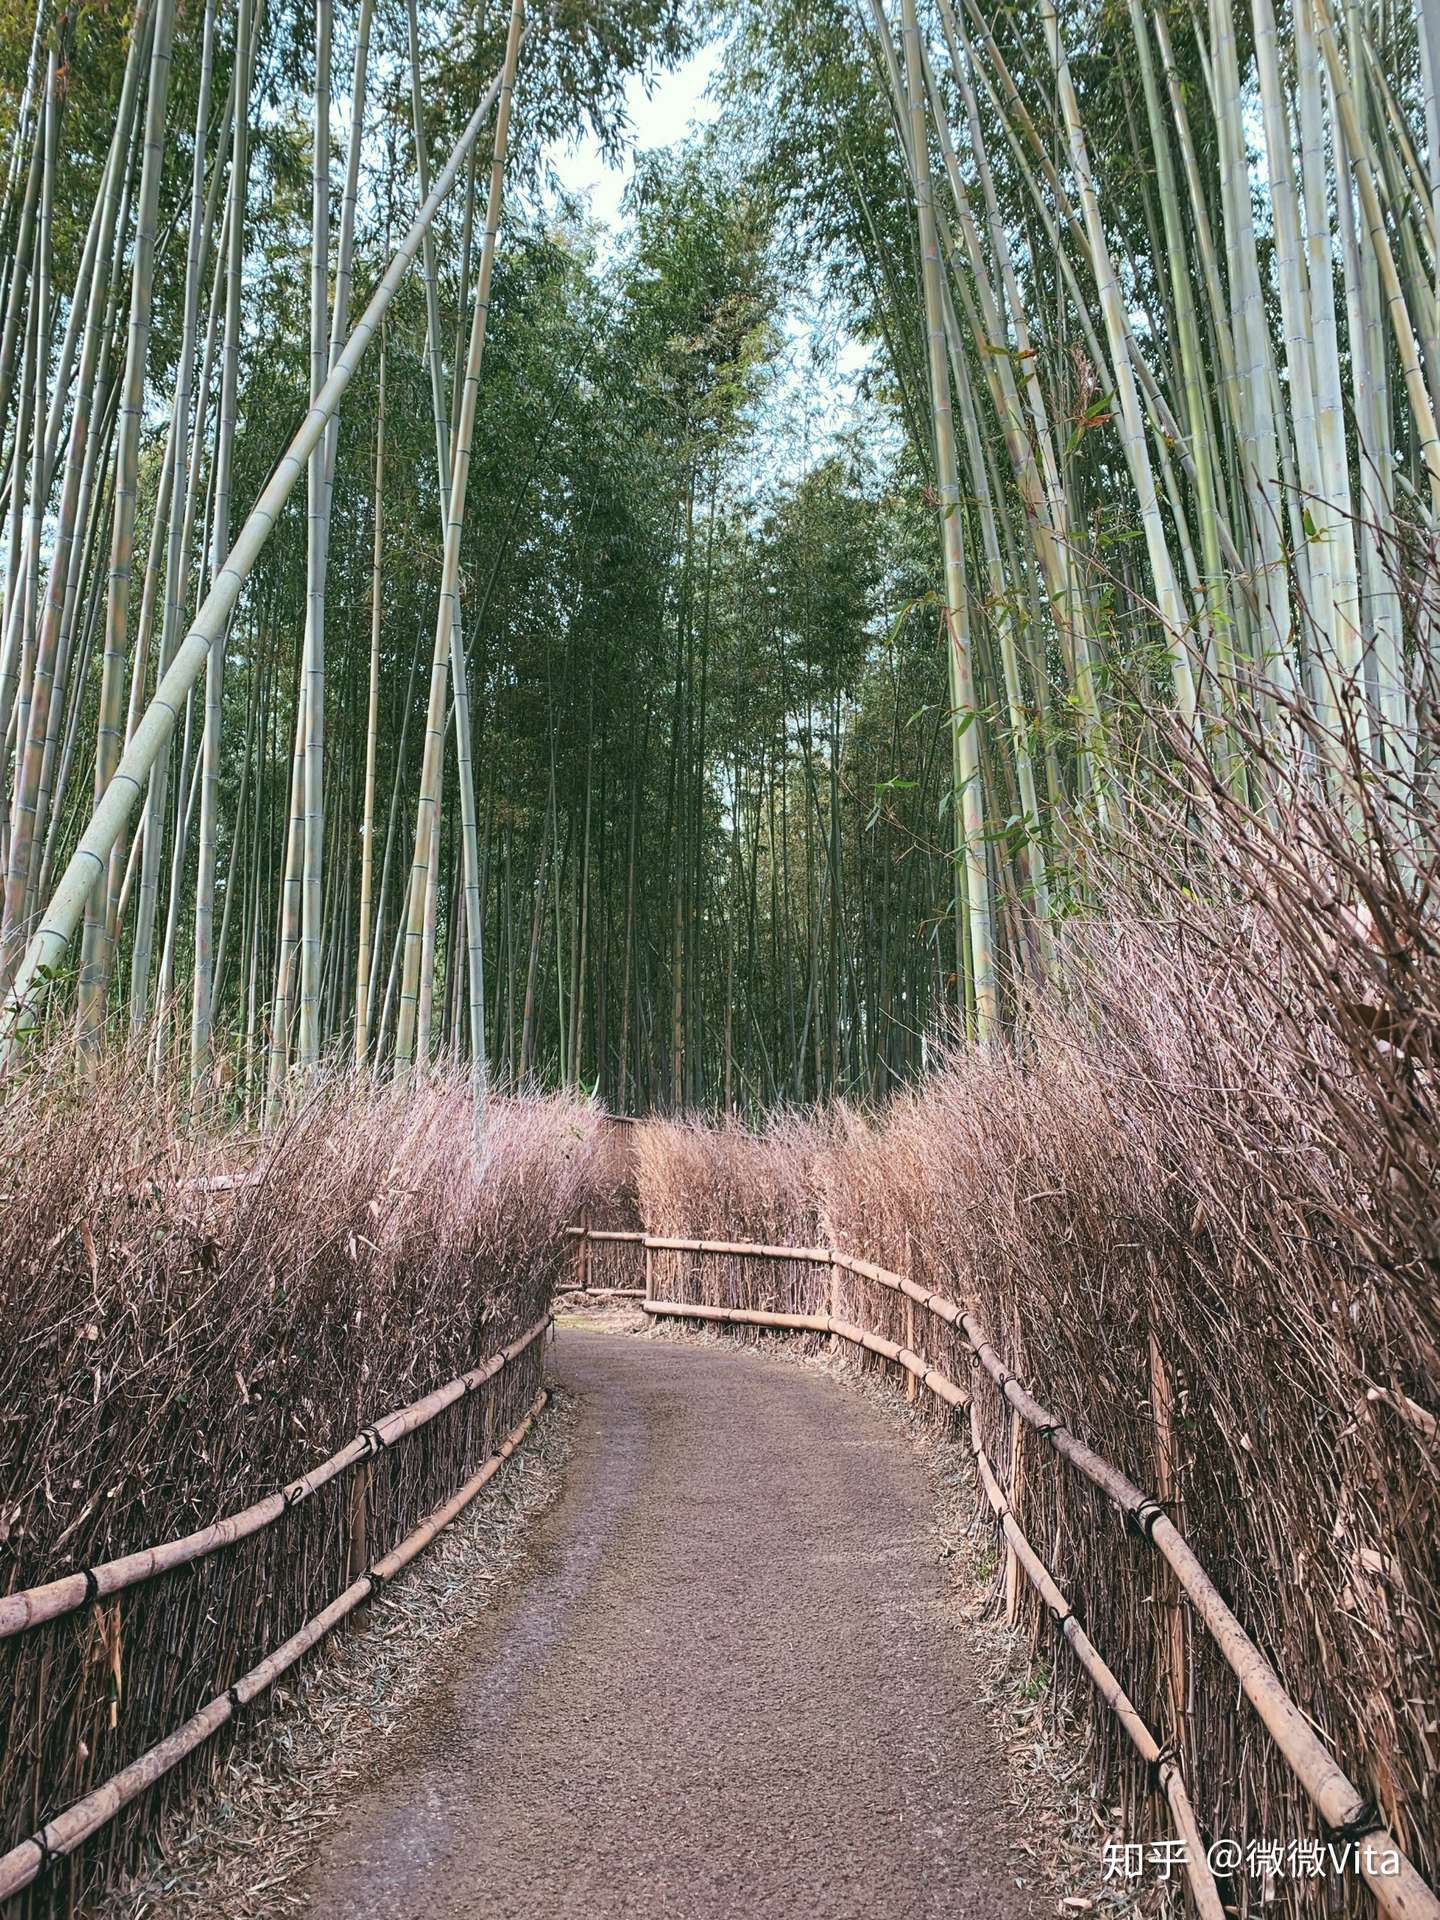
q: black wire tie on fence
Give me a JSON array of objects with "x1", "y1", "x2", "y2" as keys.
[
  {"x1": 1053, "y1": 1606, "x2": 1081, "y2": 1636},
  {"x1": 1130, "y1": 1499, "x2": 1166, "y2": 1541},
  {"x1": 28, "y1": 1827, "x2": 58, "y2": 1874},
  {"x1": 366, "y1": 1566, "x2": 389, "y2": 1593},
  {"x1": 225, "y1": 1685, "x2": 244, "y2": 1716},
  {"x1": 1324, "y1": 1799, "x2": 1384, "y2": 1846},
  {"x1": 360, "y1": 1425, "x2": 389, "y2": 1458},
  {"x1": 282, "y1": 1482, "x2": 305, "y2": 1509},
  {"x1": 81, "y1": 1567, "x2": 100, "y2": 1604}
]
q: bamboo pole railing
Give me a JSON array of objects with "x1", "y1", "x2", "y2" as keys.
[
  {"x1": 590, "y1": 1226, "x2": 1440, "y2": 1920},
  {"x1": 643, "y1": 1295, "x2": 1219, "y2": 1918},
  {"x1": 0, "y1": 1390, "x2": 547, "y2": 1903},
  {"x1": 963, "y1": 1402, "x2": 1223, "y2": 1920},
  {"x1": 562, "y1": 1223, "x2": 645, "y2": 1296},
  {"x1": 0, "y1": 1313, "x2": 552, "y2": 1638}
]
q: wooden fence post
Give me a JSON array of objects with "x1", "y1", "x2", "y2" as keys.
[
  {"x1": 1004, "y1": 1405, "x2": 1024, "y2": 1625},
  {"x1": 644, "y1": 1239, "x2": 654, "y2": 1304},
  {"x1": 903, "y1": 1231, "x2": 918, "y2": 1403},
  {"x1": 347, "y1": 1462, "x2": 371, "y2": 1628},
  {"x1": 1003, "y1": 1306, "x2": 1026, "y2": 1625},
  {"x1": 1148, "y1": 1315, "x2": 1187, "y2": 1765}
]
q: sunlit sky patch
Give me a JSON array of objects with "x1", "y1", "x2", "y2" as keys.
[{"x1": 545, "y1": 44, "x2": 727, "y2": 240}]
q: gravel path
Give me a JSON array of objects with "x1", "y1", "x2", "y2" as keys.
[{"x1": 296, "y1": 1326, "x2": 1052, "y2": 1920}]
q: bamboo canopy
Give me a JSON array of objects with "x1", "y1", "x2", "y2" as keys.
[{"x1": 0, "y1": 0, "x2": 1436, "y2": 1100}]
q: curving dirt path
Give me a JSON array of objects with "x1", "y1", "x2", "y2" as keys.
[{"x1": 296, "y1": 1326, "x2": 1052, "y2": 1920}]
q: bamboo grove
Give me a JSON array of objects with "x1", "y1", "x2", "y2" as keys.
[{"x1": 0, "y1": 0, "x2": 1436, "y2": 1112}]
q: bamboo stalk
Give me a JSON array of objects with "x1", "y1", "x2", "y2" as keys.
[
  {"x1": 297, "y1": 0, "x2": 336, "y2": 1073},
  {"x1": 898, "y1": 0, "x2": 995, "y2": 1035},
  {"x1": 191, "y1": 0, "x2": 253, "y2": 1084},
  {"x1": 2, "y1": 58, "x2": 512, "y2": 1048},
  {"x1": 354, "y1": 329, "x2": 386, "y2": 1066},
  {"x1": 75, "y1": 0, "x2": 177, "y2": 1053},
  {"x1": 395, "y1": 0, "x2": 525, "y2": 1076},
  {"x1": 401, "y1": 32, "x2": 491, "y2": 1103},
  {"x1": 0, "y1": 9, "x2": 151, "y2": 993},
  {"x1": 1311, "y1": 0, "x2": 1440, "y2": 515}
]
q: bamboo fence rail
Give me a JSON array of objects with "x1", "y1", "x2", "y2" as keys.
[
  {"x1": 584, "y1": 1226, "x2": 1440, "y2": 1920},
  {"x1": 1, "y1": 1305, "x2": 553, "y2": 1912},
  {"x1": 0, "y1": 1314, "x2": 551, "y2": 1639},
  {"x1": 562, "y1": 1225, "x2": 645, "y2": 1296},
  {"x1": 0, "y1": 1391, "x2": 547, "y2": 1903},
  {"x1": 964, "y1": 1404, "x2": 1223, "y2": 1920}
]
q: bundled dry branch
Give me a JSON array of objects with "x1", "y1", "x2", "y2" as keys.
[
  {"x1": 568, "y1": 1118, "x2": 645, "y2": 1292},
  {"x1": 0, "y1": 1316, "x2": 551, "y2": 1638}
]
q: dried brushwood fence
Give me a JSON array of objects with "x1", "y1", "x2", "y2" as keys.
[
  {"x1": 572, "y1": 1225, "x2": 1440, "y2": 1920},
  {"x1": 0, "y1": 1324, "x2": 551, "y2": 1913},
  {"x1": 568, "y1": 1118, "x2": 646, "y2": 1295},
  {"x1": 0, "y1": 1067, "x2": 601, "y2": 1915}
]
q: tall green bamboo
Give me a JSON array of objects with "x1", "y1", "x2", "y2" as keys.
[
  {"x1": 3, "y1": 58, "x2": 511, "y2": 1052},
  {"x1": 355, "y1": 333, "x2": 385, "y2": 1066},
  {"x1": 191, "y1": 0, "x2": 252, "y2": 1083},
  {"x1": 75, "y1": 0, "x2": 176, "y2": 1052},
  {"x1": 898, "y1": 0, "x2": 995, "y2": 1034},
  {"x1": 394, "y1": 0, "x2": 525, "y2": 1076}
]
